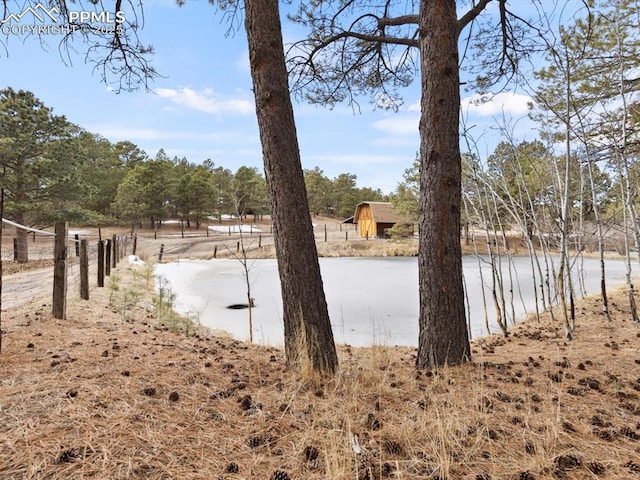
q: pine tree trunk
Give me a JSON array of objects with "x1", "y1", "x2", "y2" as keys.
[
  {"x1": 244, "y1": 0, "x2": 338, "y2": 374},
  {"x1": 416, "y1": 0, "x2": 470, "y2": 368}
]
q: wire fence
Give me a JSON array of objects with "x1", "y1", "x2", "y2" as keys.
[
  {"x1": 1, "y1": 227, "x2": 127, "y2": 324},
  {"x1": 0, "y1": 220, "x2": 368, "y2": 332}
]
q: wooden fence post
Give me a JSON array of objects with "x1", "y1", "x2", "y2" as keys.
[
  {"x1": 346, "y1": 231, "x2": 348, "y2": 241},
  {"x1": 258, "y1": 235, "x2": 262, "y2": 248},
  {"x1": 80, "y1": 239, "x2": 89, "y2": 300},
  {"x1": 74, "y1": 234, "x2": 80, "y2": 257},
  {"x1": 158, "y1": 244, "x2": 164, "y2": 262},
  {"x1": 112, "y1": 234, "x2": 118, "y2": 268},
  {"x1": 97, "y1": 240, "x2": 105, "y2": 287},
  {"x1": 132, "y1": 235, "x2": 137, "y2": 256},
  {"x1": 52, "y1": 221, "x2": 68, "y2": 319},
  {"x1": 213, "y1": 245, "x2": 217, "y2": 258},
  {"x1": 105, "y1": 240, "x2": 111, "y2": 276},
  {"x1": 13, "y1": 238, "x2": 17, "y2": 261},
  {"x1": 324, "y1": 224, "x2": 327, "y2": 242}
]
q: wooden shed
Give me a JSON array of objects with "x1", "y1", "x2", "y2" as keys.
[{"x1": 353, "y1": 201, "x2": 408, "y2": 238}]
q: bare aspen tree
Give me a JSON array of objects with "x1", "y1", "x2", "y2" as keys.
[
  {"x1": 469, "y1": 158, "x2": 508, "y2": 336},
  {"x1": 557, "y1": 56, "x2": 576, "y2": 339},
  {"x1": 611, "y1": 1, "x2": 640, "y2": 323},
  {"x1": 229, "y1": 190, "x2": 255, "y2": 343},
  {"x1": 462, "y1": 190, "x2": 491, "y2": 335},
  {"x1": 582, "y1": 142, "x2": 612, "y2": 321},
  {"x1": 460, "y1": 152, "x2": 491, "y2": 334}
]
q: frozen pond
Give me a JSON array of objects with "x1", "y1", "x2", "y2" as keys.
[{"x1": 154, "y1": 256, "x2": 633, "y2": 347}]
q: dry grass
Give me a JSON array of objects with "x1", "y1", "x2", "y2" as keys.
[
  {"x1": 1, "y1": 259, "x2": 55, "y2": 275},
  {"x1": 1, "y1": 261, "x2": 640, "y2": 479},
  {"x1": 237, "y1": 238, "x2": 419, "y2": 260}
]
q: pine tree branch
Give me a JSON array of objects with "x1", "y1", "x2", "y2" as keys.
[
  {"x1": 378, "y1": 15, "x2": 418, "y2": 28},
  {"x1": 457, "y1": 0, "x2": 493, "y2": 33}
]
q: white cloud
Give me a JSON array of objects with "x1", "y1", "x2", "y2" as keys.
[
  {"x1": 371, "y1": 115, "x2": 419, "y2": 136},
  {"x1": 461, "y1": 92, "x2": 532, "y2": 117},
  {"x1": 88, "y1": 125, "x2": 243, "y2": 142},
  {"x1": 397, "y1": 93, "x2": 532, "y2": 117},
  {"x1": 154, "y1": 87, "x2": 254, "y2": 115}
]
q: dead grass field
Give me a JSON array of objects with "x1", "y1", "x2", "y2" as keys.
[{"x1": 0, "y1": 248, "x2": 639, "y2": 479}]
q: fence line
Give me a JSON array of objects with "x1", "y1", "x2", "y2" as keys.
[
  {"x1": 0, "y1": 220, "x2": 363, "y2": 329},
  {"x1": 1, "y1": 230, "x2": 129, "y2": 323}
]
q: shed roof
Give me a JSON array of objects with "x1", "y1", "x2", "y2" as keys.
[{"x1": 354, "y1": 201, "x2": 402, "y2": 224}]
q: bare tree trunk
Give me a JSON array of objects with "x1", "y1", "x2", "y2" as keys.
[
  {"x1": 416, "y1": 0, "x2": 470, "y2": 368},
  {"x1": 462, "y1": 192, "x2": 490, "y2": 335},
  {"x1": 556, "y1": 57, "x2": 575, "y2": 340},
  {"x1": 244, "y1": 0, "x2": 338, "y2": 374},
  {"x1": 583, "y1": 144, "x2": 611, "y2": 321},
  {"x1": 616, "y1": 153, "x2": 639, "y2": 324},
  {"x1": 231, "y1": 191, "x2": 254, "y2": 342},
  {"x1": 575, "y1": 165, "x2": 587, "y2": 298},
  {"x1": 516, "y1": 162, "x2": 550, "y2": 316},
  {"x1": 484, "y1": 197, "x2": 508, "y2": 336},
  {"x1": 488, "y1": 186, "x2": 512, "y2": 330},
  {"x1": 498, "y1": 168, "x2": 542, "y2": 323},
  {"x1": 470, "y1": 164, "x2": 508, "y2": 336},
  {"x1": 612, "y1": 10, "x2": 639, "y2": 324}
]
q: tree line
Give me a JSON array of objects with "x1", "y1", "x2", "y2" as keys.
[{"x1": 0, "y1": 88, "x2": 387, "y2": 260}]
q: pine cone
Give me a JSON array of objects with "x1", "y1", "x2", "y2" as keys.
[
  {"x1": 382, "y1": 439, "x2": 402, "y2": 455},
  {"x1": 270, "y1": 470, "x2": 290, "y2": 480},
  {"x1": 247, "y1": 435, "x2": 263, "y2": 448}
]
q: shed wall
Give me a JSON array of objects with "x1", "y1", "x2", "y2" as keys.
[{"x1": 356, "y1": 204, "x2": 377, "y2": 238}]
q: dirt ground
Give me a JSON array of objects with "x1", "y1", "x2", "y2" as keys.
[{"x1": 0, "y1": 219, "x2": 639, "y2": 479}]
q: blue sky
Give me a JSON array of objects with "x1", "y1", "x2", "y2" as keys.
[{"x1": 0, "y1": 1, "x2": 535, "y2": 193}]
